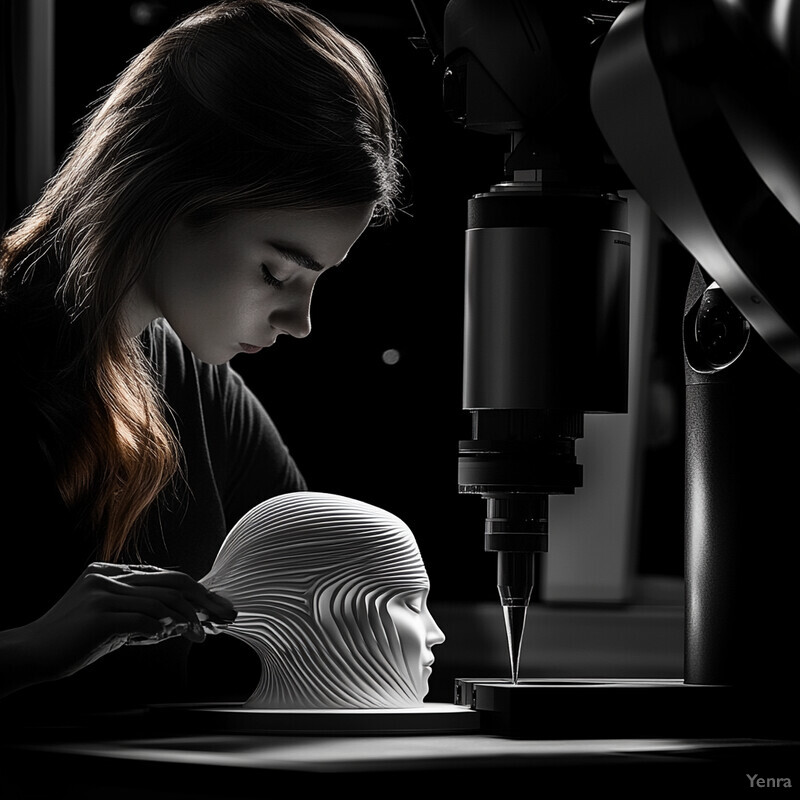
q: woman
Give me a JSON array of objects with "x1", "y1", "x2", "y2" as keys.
[
  {"x1": 0, "y1": 0, "x2": 401, "y2": 715},
  {"x1": 201, "y1": 492, "x2": 445, "y2": 710}
]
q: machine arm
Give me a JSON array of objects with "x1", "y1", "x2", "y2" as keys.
[{"x1": 591, "y1": 0, "x2": 800, "y2": 371}]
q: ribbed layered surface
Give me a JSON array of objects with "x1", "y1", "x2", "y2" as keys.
[{"x1": 201, "y1": 492, "x2": 430, "y2": 709}]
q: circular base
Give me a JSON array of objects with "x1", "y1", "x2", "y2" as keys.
[{"x1": 149, "y1": 701, "x2": 480, "y2": 736}]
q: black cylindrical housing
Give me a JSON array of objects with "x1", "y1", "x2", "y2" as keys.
[
  {"x1": 463, "y1": 189, "x2": 630, "y2": 413},
  {"x1": 684, "y1": 266, "x2": 800, "y2": 691},
  {"x1": 458, "y1": 408, "x2": 584, "y2": 496}
]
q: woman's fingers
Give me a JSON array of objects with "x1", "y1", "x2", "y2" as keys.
[
  {"x1": 113, "y1": 611, "x2": 167, "y2": 640},
  {"x1": 79, "y1": 563, "x2": 236, "y2": 646},
  {"x1": 114, "y1": 568, "x2": 237, "y2": 621},
  {"x1": 85, "y1": 562, "x2": 236, "y2": 620},
  {"x1": 97, "y1": 579, "x2": 203, "y2": 626},
  {"x1": 25, "y1": 563, "x2": 235, "y2": 682},
  {"x1": 84, "y1": 562, "x2": 146, "y2": 577},
  {"x1": 81, "y1": 585, "x2": 208, "y2": 643}
]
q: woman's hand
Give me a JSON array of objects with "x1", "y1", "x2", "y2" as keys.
[{"x1": 22, "y1": 562, "x2": 237, "y2": 684}]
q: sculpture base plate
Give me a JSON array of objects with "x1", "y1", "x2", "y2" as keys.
[
  {"x1": 454, "y1": 678, "x2": 794, "y2": 739},
  {"x1": 149, "y1": 701, "x2": 480, "y2": 736}
]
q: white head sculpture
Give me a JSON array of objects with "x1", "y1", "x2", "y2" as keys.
[{"x1": 201, "y1": 492, "x2": 445, "y2": 710}]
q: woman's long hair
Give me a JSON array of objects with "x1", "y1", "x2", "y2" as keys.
[{"x1": 0, "y1": 0, "x2": 401, "y2": 561}]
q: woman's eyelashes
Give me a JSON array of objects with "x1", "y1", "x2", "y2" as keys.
[{"x1": 261, "y1": 263, "x2": 285, "y2": 288}]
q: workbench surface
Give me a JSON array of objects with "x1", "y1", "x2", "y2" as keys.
[{"x1": 2, "y1": 713, "x2": 797, "y2": 799}]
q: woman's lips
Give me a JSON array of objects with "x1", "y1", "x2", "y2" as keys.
[{"x1": 239, "y1": 343, "x2": 263, "y2": 354}]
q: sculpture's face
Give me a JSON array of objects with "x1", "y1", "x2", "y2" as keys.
[
  {"x1": 202, "y1": 491, "x2": 447, "y2": 709},
  {"x1": 313, "y1": 549, "x2": 445, "y2": 706},
  {"x1": 386, "y1": 587, "x2": 445, "y2": 700}
]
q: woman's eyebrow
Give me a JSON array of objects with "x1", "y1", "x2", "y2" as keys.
[{"x1": 270, "y1": 241, "x2": 328, "y2": 272}]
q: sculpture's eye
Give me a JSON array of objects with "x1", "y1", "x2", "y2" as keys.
[{"x1": 403, "y1": 592, "x2": 424, "y2": 613}]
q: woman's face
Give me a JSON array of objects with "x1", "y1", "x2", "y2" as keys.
[
  {"x1": 386, "y1": 585, "x2": 446, "y2": 701},
  {"x1": 136, "y1": 203, "x2": 374, "y2": 364}
]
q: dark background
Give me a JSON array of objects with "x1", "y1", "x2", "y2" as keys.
[{"x1": 45, "y1": 0, "x2": 686, "y2": 601}]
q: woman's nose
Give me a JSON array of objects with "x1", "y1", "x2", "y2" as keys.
[{"x1": 272, "y1": 287, "x2": 313, "y2": 338}]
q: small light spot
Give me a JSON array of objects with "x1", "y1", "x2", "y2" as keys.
[
  {"x1": 381, "y1": 348, "x2": 401, "y2": 365},
  {"x1": 129, "y1": 2, "x2": 167, "y2": 26}
]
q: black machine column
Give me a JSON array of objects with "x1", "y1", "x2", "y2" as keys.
[{"x1": 684, "y1": 265, "x2": 800, "y2": 691}]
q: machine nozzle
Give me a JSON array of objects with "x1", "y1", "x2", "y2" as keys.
[
  {"x1": 482, "y1": 497, "x2": 545, "y2": 685},
  {"x1": 498, "y1": 551, "x2": 536, "y2": 684}
]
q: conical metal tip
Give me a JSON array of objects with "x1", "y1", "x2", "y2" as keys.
[{"x1": 502, "y1": 604, "x2": 528, "y2": 684}]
